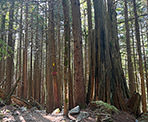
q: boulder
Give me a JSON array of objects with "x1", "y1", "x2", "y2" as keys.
[{"x1": 69, "y1": 106, "x2": 80, "y2": 115}]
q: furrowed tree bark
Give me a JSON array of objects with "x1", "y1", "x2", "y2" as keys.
[
  {"x1": 70, "y1": 0, "x2": 85, "y2": 107},
  {"x1": 29, "y1": 11, "x2": 34, "y2": 99},
  {"x1": 6, "y1": 0, "x2": 15, "y2": 104},
  {"x1": 146, "y1": 0, "x2": 148, "y2": 98},
  {"x1": 141, "y1": 26, "x2": 148, "y2": 102},
  {"x1": 23, "y1": 0, "x2": 29, "y2": 99},
  {"x1": 56, "y1": 5, "x2": 62, "y2": 107},
  {"x1": 86, "y1": 0, "x2": 95, "y2": 104},
  {"x1": 34, "y1": 3, "x2": 41, "y2": 103},
  {"x1": 132, "y1": 0, "x2": 147, "y2": 113},
  {"x1": 46, "y1": 0, "x2": 54, "y2": 113},
  {"x1": 49, "y1": 0, "x2": 60, "y2": 109},
  {"x1": 93, "y1": 0, "x2": 100, "y2": 101},
  {"x1": 91, "y1": 0, "x2": 129, "y2": 110},
  {"x1": 62, "y1": 0, "x2": 71, "y2": 116},
  {"x1": 107, "y1": 0, "x2": 129, "y2": 107},
  {"x1": 0, "y1": 7, "x2": 6, "y2": 84},
  {"x1": 131, "y1": 23, "x2": 139, "y2": 92},
  {"x1": 124, "y1": 0, "x2": 136, "y2": 95},
  {"x1": 18, "y1": 2, "x2": 23, "y2": 97}
]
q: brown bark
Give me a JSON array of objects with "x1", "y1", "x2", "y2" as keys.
[
  {"x1": 28, "y1": 11, "x2": 33, "y2": 99},
  {"x1": 40, "y1": 25, "x2": 44, "y2": 105},
  {"x1": 0, "y1": 10, "x2": 6, "y2": 84},
  {"x1": 46, "y1": 0, "x2": 54, "y2": 113},
  {"x1": 86, "y1": 0, "x2": 95, "y2": 104},
  {"x1": 91, "y1": 0, "x2": 129, "y2": 110},
  {"x1": 5, "y1": 77, "x2": 20, "y2": 104},
  {"x1": 18, "y1": 3, "x2": 23, "y2": 97},
  {"x1": 56, "y1": 5, "x2": 62, "y2": 107},
  {"x1": 124, "y1": 0, "x2": 136, "y2": 95},
  {"x1": 83, "y1": 10, "x2": 88, "y2": 90},
  {"x1": 93, "y1": 0, "x2": 100, "y2": 101},
  {"x1": 33, "y1": 3, "x2": 41, "y2": 103},
  {"x1": 146, "y1": 0, "x2": 148, "y2": 97},
  {"x1": 6, "y1": 1, "x2": 15, "y2": 103},
  {"x1": 49, "y1": 0, "x2": 60, "y2": 109},
  {"x1": 62, "y1": 0, "x2": 70, "y2": 116},
  {"x1": 70, "y1": 0, "x2": 85, "y2": 107},
  {"x1": 131, "y1": 19, "x2": 139, "y2": 92},
  {"x1": 141, "y1": 27, "x2": 148, "y2": 102},
  {"x1": 22, "y1": 1, "x2": 29, "y2": 99},
  {"x1": 132, "y1": 0, "x2": 147, "y2": 113},
  {"x1": 126, "y1": 92, "x2": 141, "y2": 117}
]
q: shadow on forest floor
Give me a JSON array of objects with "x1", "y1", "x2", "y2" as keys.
[{"x1": 0, "y1": 103, "x2": 147, "y2": 122}]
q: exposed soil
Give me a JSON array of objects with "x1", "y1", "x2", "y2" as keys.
[{"x1": 0, "y1": 105, "x2": 147, "y2": 122}]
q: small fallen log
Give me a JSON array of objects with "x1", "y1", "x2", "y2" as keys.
[
  {"x1": 11, "y1": 96, "x2": 44, "y2": 110},
  {"x1": 11, "y1": 96, "x2": 32, "y2": 109},
  {"x1": 28, "y1": 97, "x2": 44, "y2": 110},
  {"x1": 4, "y1": 77, "x2": 21, "y2": 104}
]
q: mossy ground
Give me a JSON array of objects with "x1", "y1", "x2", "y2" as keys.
[{"x1": 91, "y1": 101, "x2": 119, "y2": 114}]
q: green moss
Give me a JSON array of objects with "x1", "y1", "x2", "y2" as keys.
[{"x1": 91, "y1": 101, "x2": 119, "y2": 113}]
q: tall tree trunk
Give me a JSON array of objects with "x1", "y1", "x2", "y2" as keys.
[
  {"x1": 0, "y1": 9, "x2": 6, "y2": 84},
  {"x1": 141, "y1": 26, "x2": 148, "y2": 100},
  {"x1": 34, "y1": 3, "x2": 41, "y2": 103},
  {"x1": 6, "y1": 0, "x2": 15, "y2": 104},
  {"x1": 56, "y1": 5, "x2": 62, "y2": 107},
  {"x1": 92, "y1": 0, "x2": 129, "y2": 110},
  {"x1": 40, "y1": 25, "x2": 44, "y2": 105},
  {"x1": 29, "y1": 12, "x2": 33, "y2": 99},
  {"x1": 49, "y1": 0, "x2": 60, "y2": 109},
  {"x1": 70, "y1": 0, "x2": 85, "y2": 107},
  {"x1": 62, "y1": 0, "x2": 71, "y2": 116},
  {"x1": 23, "y1": 1, "x2": 29, "y2": 99},
  {"x1": 131, "y1": 22, "x2": 139, "y2": 92},
  {"x1": 46, "y1": 0, "x2": 54, "y2": 113},
  {"x1": 124, "y1": 0, "x2": 136, "y2": 95},
  {"x1": 108, "y1": 0, "x2": 129, "y2": 108},
  {"x1": 132, "y1": 0, "x2": 147, "y2": 113},
  {"x1": 146, "y1": 0, "x2": 148, "y2": 97},
  {"x1": 18, "y1": 3, "x2": 23, "y2": 97},
  {"x1": 86, "y1": 0, "x2": 95, "y2": 104}
]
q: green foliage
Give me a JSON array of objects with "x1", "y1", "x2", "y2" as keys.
[{"x1": 0, "y1": 39, "x2": 12, "y2": 61}]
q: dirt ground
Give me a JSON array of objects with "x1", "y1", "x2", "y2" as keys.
[{"x1": 0, "y1": 105, "x2": 143, "y2": 122}]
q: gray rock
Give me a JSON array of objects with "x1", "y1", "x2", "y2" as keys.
[
  {"x1": 76, "y1": 111, "x2": 89, "y2": 122},
  {"x1": 69, "y1": 106, "x2": 80, "y2": 115},
  {"x1": 20, "y1": 107, "x2": 27, "y2": 112}
]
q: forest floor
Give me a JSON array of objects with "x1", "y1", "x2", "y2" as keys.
[{"x1": 0, "y1": 102, "x2": 148, "y2": 122}]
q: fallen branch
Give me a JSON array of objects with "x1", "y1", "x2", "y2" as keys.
[
  {"x1": 11, "y1": 96, "x2": 32, "y2": 108},
  {"x1": 28, "y1": 97, "x2": 44, "y2": 110},
  {"x1": 4, "y1": 77, "x2": 21, "y2": 104}
]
